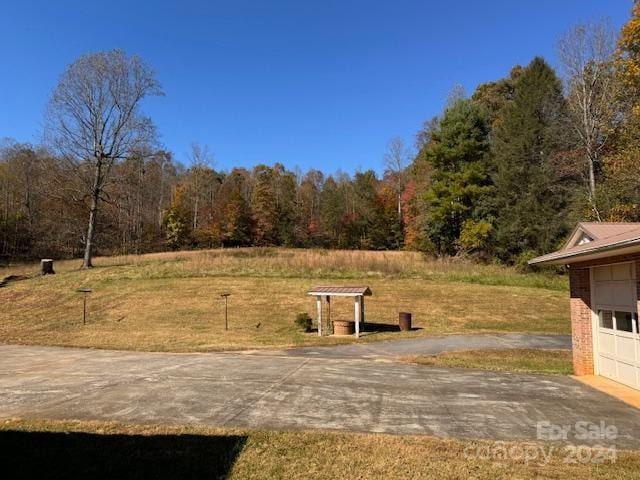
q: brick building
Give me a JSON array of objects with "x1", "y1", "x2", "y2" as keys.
[{"x1": 530, "y1": 222, "x2": 640, "y2": 390}]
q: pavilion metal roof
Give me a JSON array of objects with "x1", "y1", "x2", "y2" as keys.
[{"x1": 307, "y1": 285, "x2": 372, "y2": 296}]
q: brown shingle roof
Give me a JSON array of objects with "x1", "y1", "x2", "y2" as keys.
[
  {"x1": 530, "y1": 223, "x2": 640, "y2": 265},
  {"x1": 308, "y1": 285, "x2": 372, "y2": 296},
  {"x1": 575, "y1": 222, "x2": 640, "y2": 241}
]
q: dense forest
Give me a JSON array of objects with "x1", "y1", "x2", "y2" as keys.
[{"x1": 3, "y1": 6, "x2": 640, "y2": 268}]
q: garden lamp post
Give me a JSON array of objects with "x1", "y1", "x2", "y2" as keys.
[
  {"x1": 77, "y1": 288, "x2": 92, "y2": 325},
  {"x1": 220, "y1": 293, "x2": 231, "y2": 330}
]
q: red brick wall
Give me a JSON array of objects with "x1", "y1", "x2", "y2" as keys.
[{"x1": 568, "y1": 266, "x2": 593, "y2": 375}]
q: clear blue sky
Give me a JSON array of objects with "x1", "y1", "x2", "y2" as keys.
[{"x1": 0, "y1": 1, "x2": 633, "y2": 174}]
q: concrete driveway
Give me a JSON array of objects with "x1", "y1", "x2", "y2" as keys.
[
  {"x1": 255, "y1": 333, "x2": 572, "y2": 359},
  {"x1": 1, "y1": 335, "x2": 639, "y2": 449}
]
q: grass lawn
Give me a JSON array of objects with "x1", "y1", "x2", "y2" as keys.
[
  {"x1": 404, "y1": 349, "x2": 574, "y2": 375},
  {"x1": 1, "y1": 419, "x2": 638, "y2": 479},
  {"x1": 0, "y1": 248, "x2": 570, "y2": 352}
]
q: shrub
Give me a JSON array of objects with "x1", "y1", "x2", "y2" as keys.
[
  {"x1": 459, "y1": 219, "x2": 493, "y2": 253},
  {"x1": 514, "y1": 250, "x2": 538, "y2": 272},
  {"x1": 295, "y1": 312, "x2": 312, "y2": 332},
  {"x1": 164, "y1": 209, "x2": 188, "y2": 250}
]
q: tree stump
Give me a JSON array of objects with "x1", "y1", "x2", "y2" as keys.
[{"x1": 40, "y1": 259, "x2": 55, "y2": 275}]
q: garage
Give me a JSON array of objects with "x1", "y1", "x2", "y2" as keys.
[
  {"x1": 530, "y1": 222, "x2": 640, "y2": 390},
  {"x1": 592, "y1": 263, "x2": 639, "y2": 389}
]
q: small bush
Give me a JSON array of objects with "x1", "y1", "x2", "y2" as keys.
[
  {"x1": 459, "y1": 219, "x2": 493, "y2": 253},
  {"x1": 514, "y1": 250, "x2": 538, "y2": 272},
  {"x1": 295, "y1": 312, "x2": 312, "y2": 332}
]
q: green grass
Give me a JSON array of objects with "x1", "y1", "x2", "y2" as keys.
[
  {"x1": 0, "y1": 248, "x2": 570, "y2": 352},
  {"x1": 405, "y1": 349, "x2": 574, "y2": 375},
  {"x1": 1, "y1": 419, "x2": 637, "y2": 479}
]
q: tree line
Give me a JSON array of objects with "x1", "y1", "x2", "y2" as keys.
[
  {"x1": 0, "y1": 142, "x2": 406, "y2": 259},
  {"x1": 2, "y1": 6, "x2": 640, "y2": 267}
]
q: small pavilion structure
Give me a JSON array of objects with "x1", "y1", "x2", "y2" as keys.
[{"x1": 307, "y1": 285, "x2": 372, "y2": 338}]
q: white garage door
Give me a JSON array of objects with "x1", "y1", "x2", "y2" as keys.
[{"x1": 593, "y1": 263, "x2": 640, "y2": 390}]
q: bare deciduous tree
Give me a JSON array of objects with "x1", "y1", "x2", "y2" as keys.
[
  {"x1": 446, "y1": 83, "x2": 466, "y2": 108},
  {"x1": 46, "y1": 50, "x2": 163, "y2": 267},
  {"x1": 383, "y1": 137, "x2": 411, "y2": 221},
  {"x1": 187, "y1": 142, "x2": 214, "y2": 230},
  {"x1": 558, "y1": 20, "x2": 618, "y2": 220}
]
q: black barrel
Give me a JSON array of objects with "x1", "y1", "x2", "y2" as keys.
[{"x1": 399, "y1": 312, "x2": 412, "y2": 331}]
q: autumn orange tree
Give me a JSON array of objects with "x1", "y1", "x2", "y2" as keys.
[
  {"x1": 597, "y1": 3, "x2": 640, "y2": 221},
  {"x1": 618, "y1": 2, "x2": 640, "y2": 114}
]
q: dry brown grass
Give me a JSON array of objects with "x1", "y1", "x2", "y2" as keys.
[
  {"x1": 405, "y1": 349, "x2": 574, "y2": 375},
  {"x1": 0, "y1": 248, "x2": 570, "y2": 351},
  {"x1": 2, "y1": 418, "x2": 638, "y2": 479},
  {"x1": 5, "y1": 248, "x2": 566, "y2": 288}
]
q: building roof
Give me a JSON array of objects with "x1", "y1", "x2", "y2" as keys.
[
  {"x1": 529, "y1": 222, "x2": 640, "y2": 266},
  {"x1": 307, "y1": 285, "x2": 372, "y2": 296},
  {"x1": 564, "y1": 222, "x2": 640, "y2": 247}
]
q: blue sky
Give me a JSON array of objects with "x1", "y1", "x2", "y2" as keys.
[{"x1": 0, "y1": 1, "x2": 633, "y2": 174}]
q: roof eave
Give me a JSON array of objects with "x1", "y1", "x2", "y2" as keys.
[
  {"x1": 528, "y1": 238, "x2": 640, "y2": 266},
  {"x1": 307, "y1": 286, "x2": 372, "y2": 296},
  {"x1": 307, "y1": 292, "x2": 371, "y2": 297}
]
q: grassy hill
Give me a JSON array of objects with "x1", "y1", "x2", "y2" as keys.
[{"x1": 0, "y1": 248, "x2": 569, "y2": 352}]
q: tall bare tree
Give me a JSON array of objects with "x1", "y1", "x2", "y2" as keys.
[
  {"x1": 46, "y1": 50, "x2": 162, "y2": 267},
  {"x1": 187, "y1": 142, "x2": 214, "y2": 230},
  {"x1": 445, "y1": 83, "x2": 467, "y2": 108},
  {"x1": 558, "y1": 20, "x2": 618, "y2": 220},
  {"x1": 383, "y1": 137, "x2": 410, "y2": 221}
]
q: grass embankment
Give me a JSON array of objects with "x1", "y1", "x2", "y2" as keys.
[
  {"x1": 1, "y1": 419, "x2": 637, "y2": 479},
  {"x1": 0, "y1": 248, "x2": 569, "y2": 351},
  {"x1": 405, "y1": 349, "x2": 574, "y2": 375}
]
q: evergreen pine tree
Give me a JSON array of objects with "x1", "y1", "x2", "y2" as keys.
[
  {"x1": 491, "y1": 57, "x2": 573, "y2": 263},
  {"x1": 421, "y1": 99, "x2": 492, "y2": 255}
]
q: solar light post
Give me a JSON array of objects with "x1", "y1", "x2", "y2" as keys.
[
  {"x1": 220, "y1": 293, "x2": 231, "y2": 330},
  {"x1": 77, "y1": 288, "x2": 92, "y2": 325}
]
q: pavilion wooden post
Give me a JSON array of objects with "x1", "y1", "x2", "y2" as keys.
[
  {"x1": 354, "y1": 295, "x2": 361, "y2": 338},
  {"x1": 359, "y1": 296, "x2": 365, "y2": 324},
  {"x1": 316, "y1": 295, "x2": 323, "y2": 336}
]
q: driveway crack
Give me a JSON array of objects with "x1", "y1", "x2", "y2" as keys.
[{"x1": 220, "y1": 358, "x2": 311, "y2": 426}]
